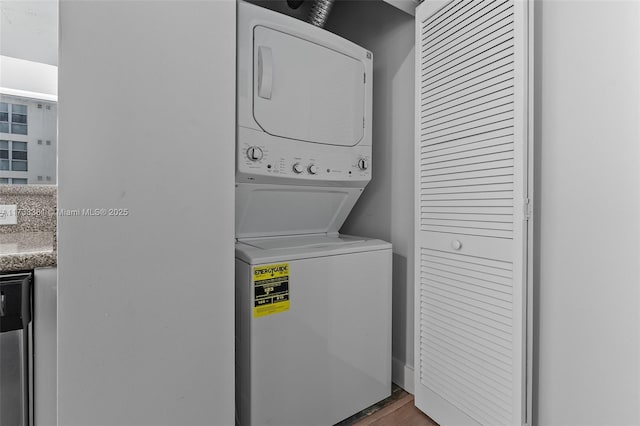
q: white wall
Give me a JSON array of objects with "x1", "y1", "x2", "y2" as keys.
[
  {"x1": 535, "y1": 1, "x2": 640, "y2": 424},
  {"x1": 326, "y1": 0, "x2": 416, "y2": 391},
  {"x1": 0, "y1": 1, "x2": 58, "y2": 66},
  {"x1": 57, "y1": 2, "x2": 236, "y2": 425}
]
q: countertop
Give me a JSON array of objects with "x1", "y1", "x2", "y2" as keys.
[
  {"x1": 0, "y1": 231, "x2": 57, "y2": 272},
  {"x1": 0, "y1": 184, "x2": 57, "y2": 196}
]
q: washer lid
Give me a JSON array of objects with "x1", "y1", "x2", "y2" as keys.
[
  {"x1": 253, "y1": 25, "x2": 366, "y2": 147},
  {"x1": 235, "y1": 234, "x2": 391, "y2": 264},
  {"x1": 235, "y1": 183, "x2": 364, "y2": 239}
]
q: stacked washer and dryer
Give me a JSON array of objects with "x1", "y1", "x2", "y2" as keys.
[{"x1": 235, "y1": 2, "x2": 392, "y2": 425}]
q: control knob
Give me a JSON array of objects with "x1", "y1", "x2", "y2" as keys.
[
  {"x1": 357, "y1": 158, "x2": 369, "y2": 170},
  {"x1": 246, "y1": 146, "x2": 263, "y2": 161},
  {"x1": 308, "y1": 164, "x2": 319, "y2": 175},
  {"x1": 292, "y1": 163, "x2": 304, "y2": 174}
]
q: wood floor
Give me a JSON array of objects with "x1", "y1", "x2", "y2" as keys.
[
  {"x1": 352, "y1": 393, "x2": 438, "y2": 426},
  {"x1": 338, "y1": 386, "x2": 439, "y2": 426}
]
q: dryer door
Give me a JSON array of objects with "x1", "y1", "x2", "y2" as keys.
[{"x1": 253, "y1": 25, "x2": 366, "y2": 147}]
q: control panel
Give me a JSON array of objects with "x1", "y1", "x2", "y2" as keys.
[{"x1": 237, "y1": 128, "x2": 371, "y2": 186}]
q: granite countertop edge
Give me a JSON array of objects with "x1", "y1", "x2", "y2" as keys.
[
  {"x1": 0, "y1": 184, "x2": 57, "y2": 196},
  {"x1": 0, "y1": 251, "x2": 57, "y2": 273},
  {"x1": 0, "y1": 231, "x2": 57, "y2": 273}
]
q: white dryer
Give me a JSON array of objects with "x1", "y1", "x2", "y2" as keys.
[
  {"x1": 236, "y1": 0, "x2": 373, "y2": 239},
  {"x1": 235, "y1": 3, "x2": 391, "y2": 425}
]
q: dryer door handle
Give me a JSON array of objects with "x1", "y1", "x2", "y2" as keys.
[{"x1": 258, "y1": 46, "x2": 273, "y2": 100}]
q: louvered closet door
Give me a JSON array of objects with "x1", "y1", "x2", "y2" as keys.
[{"x1": 414, "y1": 1, "x2": 530, "y2": 425}]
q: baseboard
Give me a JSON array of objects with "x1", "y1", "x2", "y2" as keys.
[{"x1": 391, "y1": 357, "x2": 414, "y2": 394}]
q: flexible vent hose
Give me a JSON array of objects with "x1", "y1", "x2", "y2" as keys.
[{"x1": 307, "y1": 0, "x2": 335, "y2": 28}]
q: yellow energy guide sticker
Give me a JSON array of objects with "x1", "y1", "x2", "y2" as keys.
[{"x1": 254, "y1": 263, "x2": 290, "y2": 318}]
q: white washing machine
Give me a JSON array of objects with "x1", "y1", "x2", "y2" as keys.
[
  {"x1": 235, "y1": 3, "x2": 392, "y2": 425},
  {"x1": 235, "y1": 235, "x2": 391, "y2": 426}
]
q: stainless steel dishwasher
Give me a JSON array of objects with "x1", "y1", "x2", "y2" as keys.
[{"x1": 0, "y1": 272, "x2": 32, "y2": 426}]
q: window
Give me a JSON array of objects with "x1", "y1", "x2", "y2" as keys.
[
  {"x1": 0, "y1": 103, "x2": 8, "y2": 133},
  {"x1": 0, "y1": 103, "x2": 28, "y2": 135},
  {"x1": 11, "y1": 141, "x2": 27, "y2": 171},
  {"x1": 0, "y1": 178, "x2": 27, "y2": 185},
  {"x1": 0, "y1": 95, "x2": 56, "y2": 185},
  {"x1": 0, "y1": 141, "x2": 28, "y2": 171},
  {"x1": 11, "y1": 104, "x2": 28, "y2": 134},
  {"x1": 0, "y1": 140, "x2": 8, "y2": 170}
]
